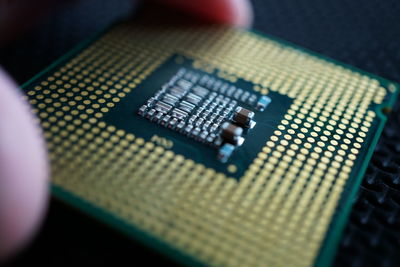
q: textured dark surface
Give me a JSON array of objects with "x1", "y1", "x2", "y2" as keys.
[
  {"x1": 334, "y1": 99, "x2": 400, "y2": 267},
  {"x1": 1, "y1": 0, "x2": 400, "y2": 266}
]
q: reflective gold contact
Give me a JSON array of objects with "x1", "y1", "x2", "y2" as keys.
[{"x1": 26, "y1": 20, "x2": 388, "y2": 267}]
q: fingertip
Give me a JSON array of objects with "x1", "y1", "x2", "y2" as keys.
[
  {"x1": 227, "y1": 0, "x2": 254, "y2": 28},
  {"x1": 156, "y1": 0, "x2": 254, "y2": 28},
  {"x1": 0, "y1": 69, "x2": 49, "y2": 262}
]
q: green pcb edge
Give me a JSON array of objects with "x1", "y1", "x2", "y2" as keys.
[{"x1": 21, "y1": 17, "x2": 399, "y2": 267}]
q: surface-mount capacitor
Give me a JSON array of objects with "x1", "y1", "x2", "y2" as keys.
[
  {"x1": 233, "y1": 106, "x2": 256, "y2": 128},
  {"x1": 220, "y1": 122, "x2": 244, "y2": 146}
]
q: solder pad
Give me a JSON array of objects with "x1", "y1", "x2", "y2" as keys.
[{"x1": 22, "y1": 12, "x2": 398, "y2": 267}]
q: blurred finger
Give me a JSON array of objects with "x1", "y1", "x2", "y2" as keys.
[
  {"x1": 0, "y1": 68, "x2": 49, "y2": 262},
  {"x1": 154, "y1": 0, "x2": 253, "y2": 27}
]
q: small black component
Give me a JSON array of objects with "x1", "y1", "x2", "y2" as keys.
[
  {"x1": 233, "y1": 107, "x2": 255, "y2": 128},
  {"x1": 221, "y1": 122, "x2": 243, "y2": 145}
]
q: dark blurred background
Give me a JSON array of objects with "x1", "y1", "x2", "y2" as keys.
[{"x1": 1, "y1": 0, "x2": 400, "y2": 266}]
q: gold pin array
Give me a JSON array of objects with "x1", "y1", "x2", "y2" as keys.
[{"x1": 25, "y1": 19, "x2": 390, "y2": 267}]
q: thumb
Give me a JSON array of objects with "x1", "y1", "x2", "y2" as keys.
[{"x1": 0, "y1": 68, "x2": 49, "y2": 262}]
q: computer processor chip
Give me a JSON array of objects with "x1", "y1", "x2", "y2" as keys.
[{"x1": 22, "y1": 11, "x2": 398, "y2": 267}]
